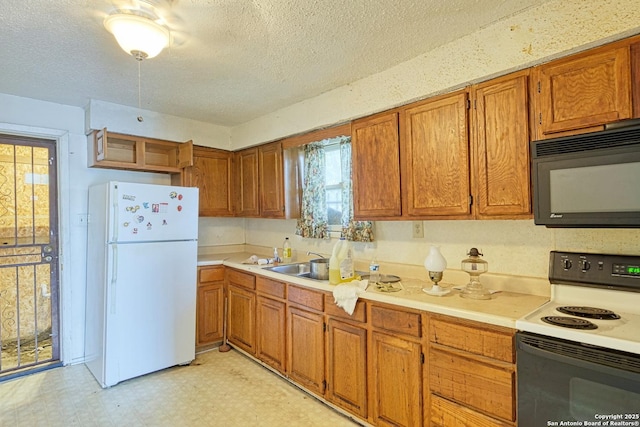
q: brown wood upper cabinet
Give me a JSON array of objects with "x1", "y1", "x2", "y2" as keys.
[
  {"x1": 534, "y1": 42, "x2": 633, "y2": 139},
  {"x1": 89, "y1": 128, "x2": 193, "y2": 173},
  {"x1": 471, "y1": 70, "x2": 532, "y2": 219},
  {"x1": 234, "y1": 147, "x2": 260, "y2": 217},
  {"x1": 181, "y1": 146, "x2": 234, "y2": 217},
  {"x1": 351, "y1": 111, "x2": 402, "y2": 219},
  {"x1": 259, "y1": 142, "x2": 285, "y2": 218},
  {"x1": 234, "y1": 142, "x2": 287, "y2": 218},
  {"x1": 401, "y1": 90, "x2": 471, "y2": 218}
]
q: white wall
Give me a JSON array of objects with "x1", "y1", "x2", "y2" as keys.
[
  {"x1": 85, "y1": 99, "x2": 231, "y2": 149},
  {"x1": 244, "y1": 219, "x2": 639, "y2": 280}
]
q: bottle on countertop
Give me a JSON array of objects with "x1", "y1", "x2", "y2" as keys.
[
  {"x1": 329, "y1": 237, "x2": 354, "y2": 285},
  {"x1": 369, "y1": 257, "x2": 380, "y2": 285},
  {"x1": 283, "y1": 237, "x2": 292, "y2": 263}
]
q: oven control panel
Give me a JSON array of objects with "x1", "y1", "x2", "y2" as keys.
[{"x1": 550, "y1": 251, "x2": 640, "y2": 292}]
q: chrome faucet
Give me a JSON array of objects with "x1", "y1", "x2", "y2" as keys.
[{"x1": 306, "y1": 251, "x2": 325, "y2": 259}]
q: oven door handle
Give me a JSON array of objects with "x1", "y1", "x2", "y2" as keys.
[{"x1": 518, "y1": 336, "x2": 640, "y2": 382}]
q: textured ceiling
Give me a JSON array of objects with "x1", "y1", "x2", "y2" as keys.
[{"x1": 1, "y1": 0, "x2": 550, "y2": 126}]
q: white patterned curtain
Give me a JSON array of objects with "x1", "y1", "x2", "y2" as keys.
[
  {"x1": 295, "y1": 141, "x2": 330, "y2": 239},
  {"x1": 295, "y1": 137, "x2": 374, "y2": 242},
  {"x1": 339, "y1": 139, "x2": 374, "y2": 242}
]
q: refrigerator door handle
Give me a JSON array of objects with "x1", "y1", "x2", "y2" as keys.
[
  {"x1": 111, "y1": 184, "x2": 119, "y2": 242},
  {"x1": 110, "y1": 244, "x2": 117, "y2": 315}
]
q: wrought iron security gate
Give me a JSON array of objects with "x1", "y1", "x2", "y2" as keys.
[{"x1": 0, "y1": 134, "x2": 60, "y2": 378}]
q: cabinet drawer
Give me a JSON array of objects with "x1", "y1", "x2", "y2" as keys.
[
  {"x1": 324, "y1": 294, "x2": 366, "y2": 323},
  {"x1": 256, "y1": 277, "x2": 286, "y2": 299},
  {"x1": 429, "y1": 346, "x2": 515, "y2": 422},
  {"x1": 370, "y1": 304, "x2": 421, "y2": 338},
  {"x1": 198, "y1": 265, "x2": 224, "y2": 284},
  {"x1": 288, "y1": 285, "x2": 324, "y2": 312},
  {"x1": 430, "y1": 316, "x2": 514, "y2": 363},
  {"x1": 430, "y1": 394, "x2": 513, "y2": 427},
  {"x1": 226, "y1": 269, "x2": 256, "y2": 290}
]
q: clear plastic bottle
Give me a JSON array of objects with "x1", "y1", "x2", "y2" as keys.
[
  {"x1": 283, "y1": 237, "x2": 292, "y2": 263},
  {"x1": 329, "y1": 238, "x2": 354, "y2": 284},
  {"x1": 368, "y1": 257, "x2": 380, "y2": 285}
]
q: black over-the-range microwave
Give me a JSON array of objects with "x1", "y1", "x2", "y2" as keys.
[{"x1": 531, "y1": 121, "x2": 640, "y2": 228}]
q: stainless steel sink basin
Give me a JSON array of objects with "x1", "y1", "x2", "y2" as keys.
[{"x1": 263, "y1": 262, "x2": 311, "y2": 277}]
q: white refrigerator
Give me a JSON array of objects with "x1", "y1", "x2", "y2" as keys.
[{"x1": 85, "y1": 181, "x2": 199, "y2": 388}]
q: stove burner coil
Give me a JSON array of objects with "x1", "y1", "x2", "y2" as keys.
[
  {"x1": 556, "y1": 306, "x2": 621, "y2": 320},
  {"x1": 541, "y1": 316, "x2": 598, "y2": 330}
]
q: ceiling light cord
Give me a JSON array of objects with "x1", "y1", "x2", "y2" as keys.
[{"x1": 133, "y1": 50, "x2": 146, "y2": 122}]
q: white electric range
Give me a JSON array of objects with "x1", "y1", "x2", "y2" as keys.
[
  {"x1": 516, "y1": 251, "x2": 640, "y2": 355},
  {"x1": 515, "y1": 251, "x2": 640, "y2": 424}
]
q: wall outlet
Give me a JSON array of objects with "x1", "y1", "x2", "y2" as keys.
[{"x1": 412, "y1": 221, "x2": 424, "y2": 238}]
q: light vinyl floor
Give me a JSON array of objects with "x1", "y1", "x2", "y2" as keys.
[{"x1": 0, "y1": 349, "x2": 361, "y2": 426}]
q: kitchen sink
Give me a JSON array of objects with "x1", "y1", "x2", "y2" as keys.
[{"x1": 263, "y1": 262, "x2": 311, "y2": 277}]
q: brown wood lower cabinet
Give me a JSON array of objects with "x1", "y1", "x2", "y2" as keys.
[
  {"x1": 287, "y1": 305, "x2": 325, "y2": 395},
  {"x1": 429, "y1": 346, "x2": 515, "y2": 422},
  {"x1": 224, "y1": 270, "x2": 521, "y2": 427},
  {"x1": 326, "y1": 317, "x2": 367, "y2": 419},
  {"x1": 369, "y1": 303, "x2": 424, "y2": 427},
  {"x1": 255, "y1": 277, "x2": 287, "y2": 374},
  {"x1": 196, "y1": 266, "x2": 225, "y2": 348},
  {"x1": 370, "y1": 331, "x2": 423, "y2": 427},
  {"x1": 226, "y1": 269, "x2": 257, "y2": 355},
  {"x1": 428, "y1": 314, "x2": 517, "y2": 426},
  {"x1": 430, "y1": 394, "x2": 512, "y2": 427}
]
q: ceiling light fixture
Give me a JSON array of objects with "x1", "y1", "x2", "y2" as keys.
[
  {"x1": 104, "y1": 12, "x2": 170, "y2": 60},
  {"x1": 104, "y1": 10, "x2": 171, "y2": 122}
]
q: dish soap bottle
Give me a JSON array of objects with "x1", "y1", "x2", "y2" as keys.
[
  {"x1": 282, "y1": 237, "x2": 292, "y2": 263},
  {"x1": 329, "y1": 237, "x2": 354, "y2": 284}
]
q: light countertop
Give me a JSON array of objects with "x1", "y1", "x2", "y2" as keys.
[{"x1": 197, "y1": 251, "x2": 549, "y2": 329}]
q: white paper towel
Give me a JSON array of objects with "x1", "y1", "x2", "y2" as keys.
[{"x1": 332, "y1": 280, "x2": 367, "y2": 315}]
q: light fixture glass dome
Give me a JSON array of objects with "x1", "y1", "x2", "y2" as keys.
[
  {"x1": 424, "y1": 246, "x2": 447, "y2": 271},
  {"x1": 104, "y1": 13, "x2": 170, "y2": 59},
  {"x1": 423, "y1": 246, "x2": 450, "y2": 296}
]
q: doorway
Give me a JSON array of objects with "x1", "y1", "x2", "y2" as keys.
[{"x1": 0, "y1": 134, "x2": 60, "y2": 379}]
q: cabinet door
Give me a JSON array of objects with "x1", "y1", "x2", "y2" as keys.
[
  {"x1": 351, "y1": 112, "x2": 402, "y2": 219},
  {"x1": 91, "y1": 128, "x2": 139, "y2": 167},
  {"x1": 227, "y1": 284, "x2": 256, "y2": 355},
  {"x1": 187, "y1": 146, "x2": 234, "y2": 217},
  {"x1": 537, "y1": 44, "x2": 632, "y2": 138},
  {"x1": 196, "y1": 283, "x2": 224, "y2": 346},
  {"x1": 259, "y1": 142, "x2": 285, "y2": 218},
  {"x1": 472, "y1": 72, "x2": 531, "y2": 218},
  {"x1": 326, "y1": 318, "x2": 367, "y2": 419},
  {"x1": 402, "y1": 91, "x2": 471, "y2": 217},
  {"x1": 235, "y1": 148, "x2": 260, "y2": 217},
  {"x1": 256, "y1": 295, "x2": 286, "y2": 373},
  {"x1": 287, "y1": 306, "x2": 325, "y2": 395},
  {"x1": 429, "y1": 346, "x2": 515, "y2": 422},
  {"x1": 430, "y1": 394, "x2": 512, "y2": 427},
  {"x1": 176, "y1": 140, "x2": 194, "y2": 168},
  {"x1": 370, "y1": 332, "x2": 423, "y2": 427}
]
